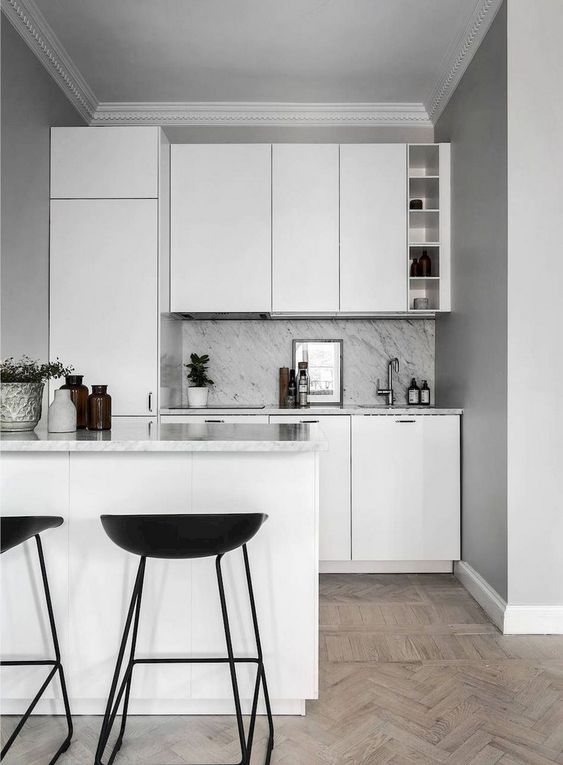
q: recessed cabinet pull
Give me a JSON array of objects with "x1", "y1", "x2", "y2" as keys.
[
  {"x1": 148, "y1": 392, "x2": 153, "y2": 412},
  {"x1": 300, "y1": 419, "x2": 319, "y2": 424},
  {"x1": 396, "y1": 419, "x2": 416, "y2": 423},
  {"x1": 205, "y1": 419, "x2": 225, "y2": 423}
]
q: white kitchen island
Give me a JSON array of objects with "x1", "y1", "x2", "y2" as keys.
[{"x1": 0, "y1": 420, "x2": 325, "y2": 717}]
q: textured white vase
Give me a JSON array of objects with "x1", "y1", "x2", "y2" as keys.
[
  {"x1": 187, "y1": 387, "x2": 209, "y2": 408},
  {"x1": 48, "y1": 389, "x2": 77, "y2": 433}
]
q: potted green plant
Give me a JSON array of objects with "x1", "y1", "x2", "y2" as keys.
[
  {"x1": 185, "y1": 353, "x2": 214, "y2": 408},
  {"x1": 0, "y1": 356, "x2": 74, "y2": 432}
]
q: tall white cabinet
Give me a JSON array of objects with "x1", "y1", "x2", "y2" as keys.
[
  {"x1": 50, "y1": 127, "x2": 168, "y2": 416},
  {"x1": 170, "y1": 144, "x2": 271, "y2": 313},
  {"x1": 340, "y1": 144, "x2": 407, "y2": 312},
  {"x1": 272, "y1": 145, "x2": 339, "y2": 312}
]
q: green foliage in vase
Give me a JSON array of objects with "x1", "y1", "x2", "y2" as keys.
[
  {"x1": 0, "y1": 356, "x2": 74, "y2": 383},
  {"x1": 185, "y1": 353, "x2": 214, "y2": 388}
]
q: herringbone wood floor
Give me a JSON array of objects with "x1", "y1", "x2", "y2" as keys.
[{"x1": 3, "y1": 574, "x2": 563, "y2": 764}]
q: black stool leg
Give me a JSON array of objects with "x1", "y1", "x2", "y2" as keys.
[
  {"x1": 36, "y1": 534, "x2": 74, "y2": 763},
  {"x1": 216, "y1": 553, "x2": 248, "y2": 765},
  {"x1": 0, "y1": 534, "x2": 73, "y2": 765},
  {"x1": 242, "y1": 544, "x2": 274, "y2": 763},
  {"x1": 95, "y1": 556, "x2": 146, "y2": 765}
]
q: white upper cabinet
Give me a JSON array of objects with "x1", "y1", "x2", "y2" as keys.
[
  {"x1": 50, "y1": 127, "x2": 161, "y2": 199},
  {"x1": 170, "y1": 144, "x2": 271, "y2": 313},
  {"x1": 340, "y1": 144, "x2": 407, "y2": 312},
  {"x1": 272, "y1": 145, "x2": 339, "y2": 312},
  {"x1": 50, "y1": 199, "x2": 158, "y2": 416}
]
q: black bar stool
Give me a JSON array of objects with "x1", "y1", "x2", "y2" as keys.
[
  {"x1": 95, "y1": 513, "x2": 274, "y2": 765},
  {"x1": 0, "y1": 516, "x2": 73, "y2": 764}
]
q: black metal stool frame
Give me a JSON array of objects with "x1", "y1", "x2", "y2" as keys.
[
  {"x1": 95, "y1": 543, "x2": 274, "y2": 765},
  {"x1": 0, "y1": 534, "x2": 73, "y2": 764}
]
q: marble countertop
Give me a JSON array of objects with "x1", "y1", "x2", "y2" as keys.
[
  {"x1": 161, "y1": 405, "x2": 463, "y2": 416},
  {"x1": 0, "y1": 420, "x2": 328, "y2": 453}
]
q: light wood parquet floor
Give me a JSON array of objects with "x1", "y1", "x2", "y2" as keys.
[{"x1": 3, "y1": 573, "x2": 563, "y2": 764}]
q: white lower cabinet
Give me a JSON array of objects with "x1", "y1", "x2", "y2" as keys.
[
  {"x1": 270, "y1": 415, "x2": 351, "y2": 561},
  {"x1": 161, "y1": 415, "x2": 269, "y2": 424},
  {"x1": 352, "y1": 415, "x2": 460, "y2": 561}
]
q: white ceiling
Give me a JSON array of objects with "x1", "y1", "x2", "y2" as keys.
[
  {"x1": 32, "y1": 0, "x2": 472, "y2": 103},
  {"x1": 5, "y1": 0, "x2": 502, "y2": 125}
]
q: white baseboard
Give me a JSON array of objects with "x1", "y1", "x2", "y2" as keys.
[
  {"x1": 503, "y1": 606, "x2": 563, "y2": 635},
  {"x1": 454, "y1": 561, "x2": 506, "y2": 631},
  {"x1": 320, "y1": 560, "x2": 453, "y2": 574},
  {"x1": 455, "y1": 562, "x2": 563, "y2": 635}
]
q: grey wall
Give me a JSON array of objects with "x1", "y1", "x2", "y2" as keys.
[
  {"x1": 434, "y1": 3, "x2": 507, "y2": 598},
  {"x1": 1, "y1": 20, "x2": 86, "y2": 361},
  {"x1": 173, "y1": 318, "x2": 435, "y2": 408}
]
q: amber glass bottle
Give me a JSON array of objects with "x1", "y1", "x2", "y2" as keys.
[
  {"x1": 61, "y1": 375, "x2": 89, "y2": 429},
  {"x1": 418, "y1": 249, "x2": 432, "y2": 277},
  {"x1": 87, "y1": 385, "x2": 112, "y2": 430}
]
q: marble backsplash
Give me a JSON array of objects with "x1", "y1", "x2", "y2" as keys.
[{"x1": 173, "y1": 319, "x2": 435, "y2": 407}]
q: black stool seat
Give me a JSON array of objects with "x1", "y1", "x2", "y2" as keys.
[
  {"x1": 100, "y1": 513, "x2": 267, "y2": 559},
  {"x1": 1, "y1": 515, "x2": 63, "y2": 554}
]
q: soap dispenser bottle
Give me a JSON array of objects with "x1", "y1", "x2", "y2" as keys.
[
  {"x1": 408, "y1": 378, "x2": 420, "y2": 406},
  {"x1": 421, "y1": 380, "x2": 431, "y2": 406}
]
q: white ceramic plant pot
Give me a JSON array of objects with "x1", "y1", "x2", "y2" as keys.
[
  {"x1": 0, "y1": 382, "x2": 44, "y2": 431},
  {"x1": 187, "y1": 387, "x2": 209, "y2": 408},
  {"x1": 48, "y1": 389, "x2": 77, "y2": 433}
]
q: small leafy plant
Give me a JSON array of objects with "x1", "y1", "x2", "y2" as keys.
[
  {"x1": 0, "y1": 356, "x2": 74, "y2": 383},
  {"x1": 185, "y1": 353, "x2": 214, "y2": 388}
]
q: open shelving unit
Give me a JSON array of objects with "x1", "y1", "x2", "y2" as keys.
[{"x1": 407, "y1": 144, "x2": 451, "y2": 313}]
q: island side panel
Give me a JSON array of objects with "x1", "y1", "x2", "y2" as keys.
[
  {"x1": 0, "y1": 453, "x2": 70, "y2": 709},
  {"x1": 189, "y1": 451, "x2": 319, "y2": 709},
  {"x1": 67, "y1": 452, "x2": 194, "y2": 714}
]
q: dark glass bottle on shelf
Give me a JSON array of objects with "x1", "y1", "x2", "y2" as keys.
[
  {"x1": 87, "y1": 385, "x2": 112, "y2": 430},
  {"x1": 410, "y1": 258, "x2": 418, "y2": 277},
  {"x1": 60, "y1": 375, "x2": 89, "y2": 429},
  {"x1": 421, "y1": 380, "x2": 431, "y2": 406},
  {"x1": 287, "y1": 370, "x2": 297, "y2": 409},
  {"x1": 418, "y1": 249, "x2": 432, "y2": 277}
]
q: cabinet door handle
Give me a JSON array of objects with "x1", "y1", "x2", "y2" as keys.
[
  {"x1": 205, "y1": 419, "x2": 225, "y2": 423},
  {"x1": 396, "y1": 419, "x2": 416, "y2": 423},
  {"x1": 148, "y1": 392, "x2": 153, "y2": 412},
  {"x1": 300, "y1": 420, "x2": 319, "y2": 424}
]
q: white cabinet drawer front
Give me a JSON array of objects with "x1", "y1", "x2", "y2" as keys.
[
  {"x1": 272, "y1": 145, "x2": 339, "y2": 312},
  {"x1": 340, "y1": 144, "x2": 407, "y2": 312},
  {"x1": 352, "y1": 415, "x2": 460, "y2": 561},
  {"x1": 50, "y1": 199, "x2": 158, "y2": 416},
  {"x1": 170, "y1": 144, "x2": 271, "y2": 313},
  {"x1": 161, "y1": 415, "x2": 269, "y2": 424},
  {"x1": 51, "y1": 127, "x2": 160, "y2": 199},
  {"x1": 270, "y1": 415, "x2": 351, "y2": 561}
]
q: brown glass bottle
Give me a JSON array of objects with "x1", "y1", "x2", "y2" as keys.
[
  {"x1": 87, "y1": 385, "x2": 112, "y2": 430},
  {"x1": 61, "y1": 375, "x2": 89, "y2": 429},
  {"x1": 418, "y1": 249, "x2": 432, "y2": 277}
]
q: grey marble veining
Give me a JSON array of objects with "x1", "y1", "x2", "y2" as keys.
[
  {"x1": 179, "y1": 319, "x2": 435, "y2": 407},
  {"x1": 0, "y1": 420, "x2": 327, "y2": 452}
]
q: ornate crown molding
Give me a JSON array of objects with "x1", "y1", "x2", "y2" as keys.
[
  {"x1": 1, "y1": 0, "x2": 97, "y2": 122},
  {"x1": 3, "y1": 0, "x2": 500, "y2": 128},
  {"x1": 90, "y1": 102, "x2": 432, "y2": 128},
  {"x1": 425, "y1": 0, "x2": 503, "y2": 122}
]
